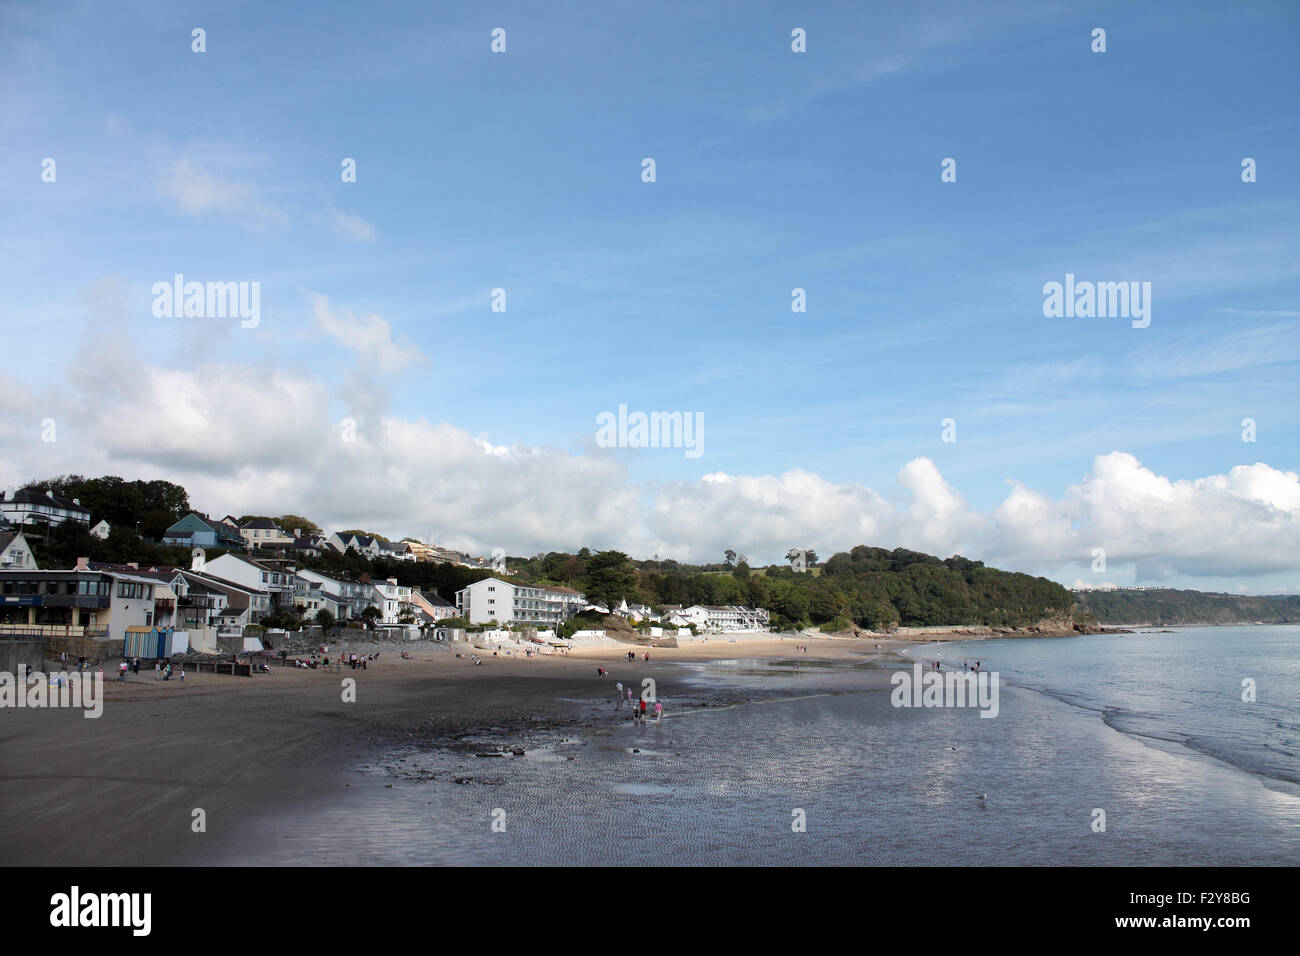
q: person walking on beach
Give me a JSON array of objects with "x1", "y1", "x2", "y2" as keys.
[
  {"x1": 118, "y1": 660, "x2": 127, "y2": 681},
  {"x1": 180, "y1": 668, "x2": 186, "y2": 685},
  {"x1": 154, "y1": 662, "x2": 160, "y2": 680},
  {"x1": 654, "y1": 700, "x2": 663, "y2": 722},
  {"x1": 616, "y1": 681, "x2": 624, "y2": 707}
]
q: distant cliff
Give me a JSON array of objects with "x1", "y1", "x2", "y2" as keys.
[{"x1": 1075, "y1": 589, "x2": 1300, "y2": 625}]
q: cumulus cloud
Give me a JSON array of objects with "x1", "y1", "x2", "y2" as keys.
[{"x1": 5, "y1": 319, "x2": 1300, "y2": 583}]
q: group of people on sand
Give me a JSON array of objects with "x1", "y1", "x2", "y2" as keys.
[
  {"x1": 113, "y1": 659, "x2": 183, "y2": 683},
  {"x1": 623, "y1": 650, "x2": 650, "y2": 662},
  {"x1": 610, "y1": 681, "x2": 664, "y2": 723},
  {"x1": 961, "y1": 659, "x2": 982, "y2": 673}
]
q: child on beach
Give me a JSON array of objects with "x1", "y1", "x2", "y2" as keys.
[{"x1": 654, "y1": 701, "x2": 663, "y2": 722}]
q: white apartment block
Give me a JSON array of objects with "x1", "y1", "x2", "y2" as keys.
[{"x1": 454, "y1": 577, "x2": 586, "y2": 626}]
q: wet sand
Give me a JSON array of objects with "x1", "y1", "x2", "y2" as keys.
[{"x1": 0, "y1": 636, "x2": 901, "y2": 865}]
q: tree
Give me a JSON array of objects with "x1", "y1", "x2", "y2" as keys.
[
  {"x1": 724, "y1": 549, "x2": 737, "y2": 568},
  {"x1": 360, "y1": 606, "x2": 382, "y2": 630},
  {"x1": 582, "y1": 550, "x2": 638, "y2": 608},
  {"x1": 315, "y1": 609, "x2": 336, "y2": 630},
  {"x1": 397, "y1": 606, "x2": 417, "y2": 625},
  {"x1": 278, "y1": 515, "x2": 321, "y2": 536}
]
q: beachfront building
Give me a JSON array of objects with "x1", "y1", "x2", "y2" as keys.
[
  {"x1": 163, "y1": 512, "x2": 245, "y2": 550},
  {"x1": 454, "y1": 577, "x2": 586, "y2": 626},
  {"x1": 679, "y1": 605, "x2": 771, "y2": 633},
  {"x1": 613, "y1": 598, "x2": 656, "y2": 622},
  {"x1": 295, "y1": 568, "x2": 376, "y2": 622},
  {"x1": 183, "y1": 568, "x2": 267, "y2": 629},
  {"x1": 89, "y1": 519, "x2": 111, "y2": 540},
  {"x1": 0, "y1": 531, "x2": 38, "y2": 570},
  {"x1": 0, "y1": 565, "x2": 160, "y2": 637},
  {"x1": 371, "y1": 578, "x2": 414, "y2": 624},
  {"x1": 410, "y1": 589, "x2": 457, "y2": 623},
  {"x1": 0, "y1": 488, "x2": 91, "y2": 528}
]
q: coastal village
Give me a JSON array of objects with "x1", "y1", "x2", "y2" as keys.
[{"x1": 0, "y1": 488, "x2": 772, "y2": 667}]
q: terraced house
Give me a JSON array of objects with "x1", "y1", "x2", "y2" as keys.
[{"x1": 0, "y1": 488, "x2": 91, "y2": 527}]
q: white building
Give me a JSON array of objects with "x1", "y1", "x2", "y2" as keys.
[
  {"x1": 295, "y1": 568, "x2": 374, "y2": 621},
  {"x1": 371, "y1": 578, "x2": 414, "y2": 624},
  {"x1": 89, "y1": 519, "x2": 111, "y2": 540},
  {"x1": 0, "y1": 531, "x2": 38, "y2": 570},
  {"x1": 679, "y1": 605, "x2": 771, "y2": 633},
  {"x1": 0, "y1": 488, "x2": 91, "y2": 527},
  {"x1": 193, "y1": 552, "x2": 291, "y2": 619},
  {"x1": 455, "y1": 577, "x2": 586, "y2": 626}
]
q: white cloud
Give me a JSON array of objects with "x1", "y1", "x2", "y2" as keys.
[
  {"x1": 157, "y1": 157, "x2": 288, "y2": 228},
  {"x1": 331, "y1": 209, "x2": 377, "y2": 242},
  {"x1": 6, "y1": 327, "x2": 1300, "y2": 584},
  {"x1": 308, "y1": 292, "x2": 425, "y2": 375}
]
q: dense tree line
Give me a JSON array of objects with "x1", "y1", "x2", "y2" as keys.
[
  {"x1": 504, "y1": 545, "x2": 1076, "y2": 630},
  {"x1": 1076, "y1": 588, "x2": 1300, "y2": 625},
  {"x1": 21, "y1": 475, "x2": 191, "y2": 540}
]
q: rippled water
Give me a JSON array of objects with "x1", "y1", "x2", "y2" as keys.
[
  {"x1": 225, "y1": 628, "x2": 1300, "y2": 865},
  {"x1": 930, "y1": 624, "x2": 1300, "y2": 788}
]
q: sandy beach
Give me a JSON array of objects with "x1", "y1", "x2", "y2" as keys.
[{"x1": 0, "y1": 634, "x2": 903, "y2": 865}]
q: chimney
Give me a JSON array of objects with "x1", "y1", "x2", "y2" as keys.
[
  {"x1": 47, "y1": 490, "x2": 56, "y2": 499},
  {"x1": 75, "y1": 557, "x2": 90, "y2": 570},
  {"x1": 387, "y1": 577, "x2": 398, "y2": 586},
  {"x1": 72, "y1": 498, "x2": 80, "y2": 506}
]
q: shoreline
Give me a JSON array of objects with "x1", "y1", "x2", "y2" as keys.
[{"x1": 1, "y1": 635, "x2": 896, "y2": 865}]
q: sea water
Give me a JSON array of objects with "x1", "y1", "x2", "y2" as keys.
[{"x1": 224, "y1": 626, "x2": 1300, "y2": 865}]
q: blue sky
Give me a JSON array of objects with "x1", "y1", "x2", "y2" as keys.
[{"x1": 2, "y1": 0, "x2": 1298, "y2": 592}]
